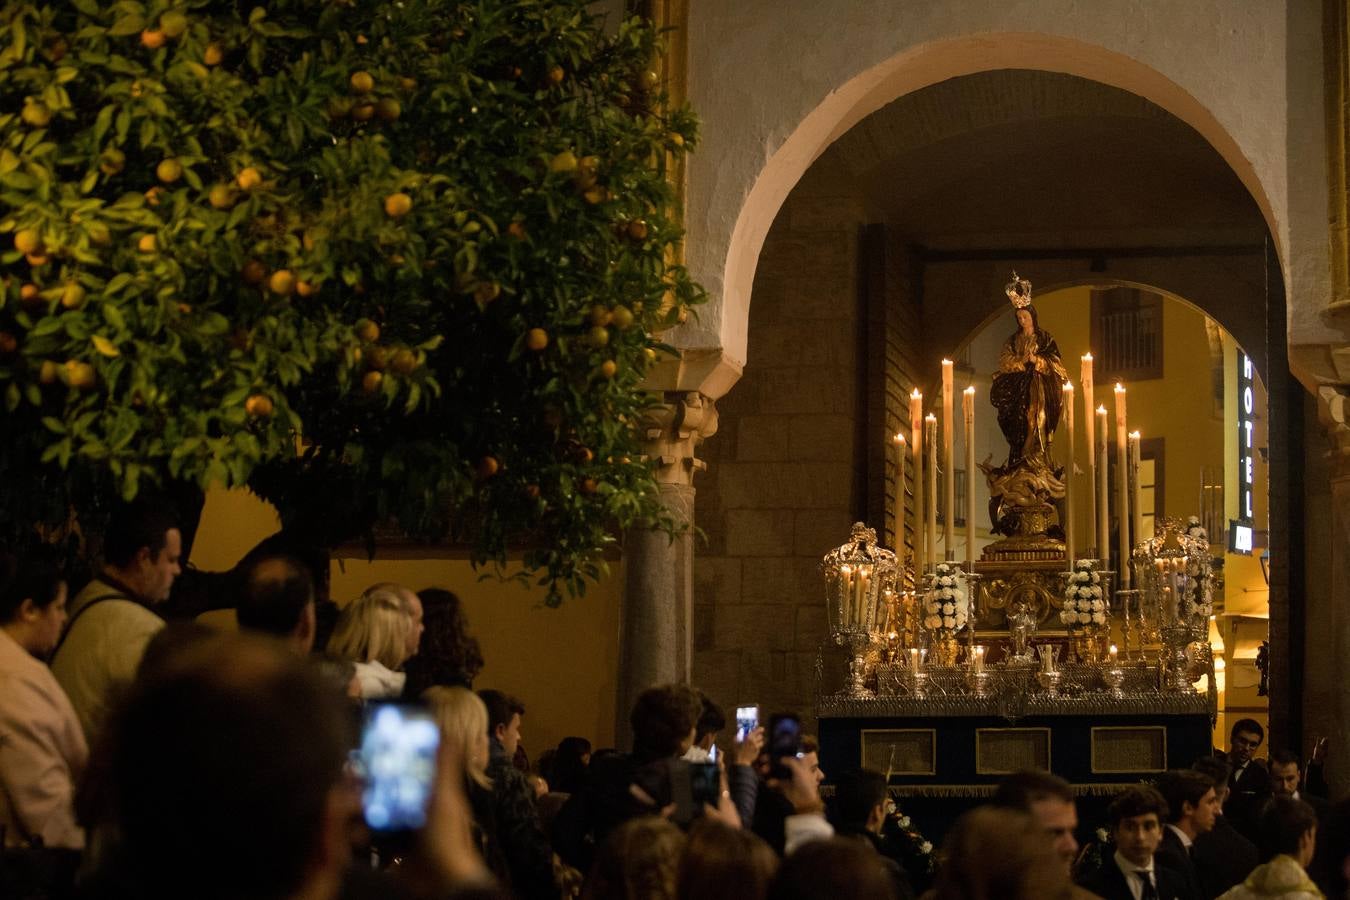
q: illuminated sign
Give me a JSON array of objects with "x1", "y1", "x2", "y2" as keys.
[{"x1": 1233, "y1": 352, "x2": 1255, "y2": 554}]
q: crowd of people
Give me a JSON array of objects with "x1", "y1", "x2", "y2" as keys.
[{"x1": 3, "y1": 500, "x2": 1350, "y2": 900}]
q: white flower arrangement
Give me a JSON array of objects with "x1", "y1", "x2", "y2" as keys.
[
  {"x1": 1061, "y1": 558, "x2": 1108, "y2": 628},
  {"x1": 922, "y1": 563, "x2": 969, "y2": 631}
]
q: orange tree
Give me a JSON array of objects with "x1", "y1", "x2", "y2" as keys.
[{"x1": 0, "y1": 0, "x2": 701, "y2": 601}]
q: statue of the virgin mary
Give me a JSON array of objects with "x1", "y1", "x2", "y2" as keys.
[{"x1": 980, "y1": 273, "x2": 1067, "y2": 538}]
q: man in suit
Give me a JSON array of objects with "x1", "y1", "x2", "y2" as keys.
[
  {"x1": 1079, "y1": 784, "x2": 1198, "y2": 900},
  {"x1": 1218, "y1": 718, "x2": 1272, "y2": 843},
  {"x1": 1269, "y1": 748, "x2": 1332, "y2": 820},
  {"x1": 1154, "y1": 771, "x2": 1218, "y2": 899},
  {"x1": 1189, "y1": 757, "x2": 1259, "y2": 899}
]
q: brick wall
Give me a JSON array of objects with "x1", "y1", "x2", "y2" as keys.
[{"x1": 693, "y1": 186, "x2": 926, "y2": 725}]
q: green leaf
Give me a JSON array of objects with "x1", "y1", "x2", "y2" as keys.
[{"x1": 109, "y1": 15, "x2": 148, "y2": 37}]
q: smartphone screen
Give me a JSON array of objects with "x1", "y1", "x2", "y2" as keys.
[
  {"x1": 707, "y1": 742, "x2": 718, "y2": 763},
  {"x1": 689, "y1": 762, "x2": 720, "y2": 808},
  {"x1": 356, "y1": 702, "x2": 440, "y2": 833},
  {"x1": 735, "y1": 705, "x2": 759, "y2": 742}
]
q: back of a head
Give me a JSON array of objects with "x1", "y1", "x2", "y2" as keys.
[
  {"x1": 479, "y1": 688, "x2": 526, "y2": 736},
  {"x1": 584, "y1": 815, "x2": 686, "y2": 900},
  {"x1": 235, "y1": 554, "x2": 314, "y2": 637},
  {"x1": 1156, "y1": 770, "x2": 1215, "y2": 824},
  {"x1": 832, "y1": 769, "x2": 889, "y2": 829},
  {"x1": 103, "y1": 499, "x2": 177, "y2": 569},
  {"x1": 425, "y1": 685, "x2": 491, "y2": 788},
  {"x1": 934, "y1": 806, "x2": 1071, "y2": 900},
  {"x1": 677, "y1": 818, "x2": 778, "y2": 900},
  {"x1": 1257, "y1": 795, "x2": 1317, "y2": 862},
  {"x1": 767, "y1": 838, "x2": 897, "y2": 900},
  {"x1": 1192, "y1": 756, "x2": 1231, "y2": 789},
  {"x1": 695, "y1": 693, "x2": 726, "y2": 742},
  {"x1": 402, "y1": 588, "x2": 484, "y2": 696},
  {"x1": 0, "y1": 545, "x2": 64, "y2": 624},
  {"x1": 1310, "y1": 797, "x2": 1350, "y2": 894},
  {"x1": 326, "y1": 590, "x2": 411, "y2": 668},
  {"x1": 630, "y1": 684, "x2": 703, "y2": 761},
  {"x1": 106, "y1": 632, "x2": 351, "y2": 900},
  {"x1": 991, "y1": 769, "x2": 1074, "y2": 812}
]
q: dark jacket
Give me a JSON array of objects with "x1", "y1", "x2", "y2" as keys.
[
  {"x1": 486, "y1": 739, "x2": 557, "y2": 900},
  {"x1": 1190, "y1": 815, "x2": 1258, "y2": 899},
  {"x1": 1156, "y1": 827, "x2": 1204, "y2": 900},
  {"x1": 836, "y1": 825, "x2": 916, "y2": 900},
  {"x1": 1079, "y1": 854, "x2": 1197, "y2": 900},
  {"x1": 1220, "y1": 756, "x2": 1272, "y2": 844}
]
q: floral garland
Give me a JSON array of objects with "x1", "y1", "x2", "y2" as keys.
[
  {"x1": 1061, "y1": 559, "x2": 1107, "y2": 627},
  {"x1": 1183, "y1": 517, "x2": 1214, "y2": 618},
  {"x1": 883, "y1": 798, "x2": 936, "y2": 875},
  {"x1": 923, "y1": 563, "x2": 968, "y2": 631}
]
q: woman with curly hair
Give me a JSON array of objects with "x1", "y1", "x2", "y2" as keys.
[{"x1": 402, "y1": 588, "x2": 486, "y2": 700}]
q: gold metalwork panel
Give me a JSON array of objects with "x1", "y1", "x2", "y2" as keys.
[
  {"x1": 1091, "y1": 726, "x2": 1168, "y2": 773},
  {"x1": 861, "y1": 729, "x2": 936, "y2": 776},
  {"x1": 975, "y1": 728, "x2": 1051, "y2": 774}
]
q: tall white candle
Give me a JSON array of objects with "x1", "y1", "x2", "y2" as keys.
[
  {"x1": 963, "y1": 386, "x2": 976, "y2": 571},
  {"x1": 893, "y1": 433, "x2": 906, "y2": 559},
  {"x1": 1096, "y1": 406, "x2": 1110, "y2": 567},
  {"x1": 1062, "y1": 381, "x2": 1076, "y2": 567},
  {"x1": 1129, "y1": 431, "x2": 1143, "y2": 548},
  {"x1": 942, "y1": 360, "x2": 955, "y2": 559},
  {"x1": 1082, "y1": 354, "x2": 1096, "y2": 554},
  {"x1": 926, "y1": 414, "x2": 938, "y2": 574},
  {"x1": 910, "y1": 390, "x2": 924, "y2": 576},
  {"x1": 1114, "y1": 385, "x2": 1130, "y2": 589}
]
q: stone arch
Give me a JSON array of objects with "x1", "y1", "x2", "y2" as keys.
[{"x1": 710, "y1": 32, "x2": 1283, "y2": 370}]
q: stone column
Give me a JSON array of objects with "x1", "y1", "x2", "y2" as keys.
[
  {"x1": 1318, "y1": 386, "x2": 1350, "y2": 796},
  {"x1": 616, "y1": 391, "x2": 718, "y2": 748}
]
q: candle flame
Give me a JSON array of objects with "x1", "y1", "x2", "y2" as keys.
[
  {"x1": 1109, "y1": 644, "x2": 1118, "y2": 654},
  {"x1": 1063, "y1": 381, "x2": 1074, "y2": 392},
  {"x1": 942, "y1": 358, "x2": 953, "y2": 366},
  {"x1": 1082, "y1": 352, "x2": 1093, "y2": 361},
  {"x1": 911, "y1": 388, "x2": 921, "y2": 399},
  {"x1": 894, "y1": 432, "x2": 905, "y2": 444},
  {"x1": 1114, "y1": 383, "x2": 1125, "y2": 392},
  {"x1": 963, "y1": 386, "x2": 975, "y2": 395},
  {"x1": 925, "y1": 413, "x2": 937, "y2": 421},
  {"x1": 1128, "y1": 430, "x2": 1140, "y2": 439},
  {"x1": 1097, "y1": 405, "x2": 1108, "y2": 414}
]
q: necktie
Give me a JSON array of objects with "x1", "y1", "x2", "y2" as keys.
[{"x1": 1136, "y1": 870, "x2": 1160, "y2": 900}]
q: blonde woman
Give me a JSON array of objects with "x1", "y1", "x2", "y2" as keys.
[
  {"x1": 326, "y1": 590, "x2": 412, "y2": 698},
  {"x1": 425, "y1": 686, "x2": 506, "y2": 882}
]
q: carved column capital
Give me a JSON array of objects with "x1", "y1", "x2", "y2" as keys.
[
  {"x1": 640, "y1": 391, "x2": 719, "y2": 486},
  {"x1": 1317, "y1": 385, "x2": 1350, "y2": 470}
]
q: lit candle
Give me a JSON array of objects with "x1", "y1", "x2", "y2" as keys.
[
  {"x1": 1096, "y1": 406, "x2": 1110, "y2": 568},
  {"x1": 1062, "y1": 381, "x2": 1075, "y2": 567},
  {"x1": 910, "y1": 389, "x2": 925, "y2": 576},
  {"x1": 942, "y1": 359, "x2": 955, "y2": 559},
  {"x1": 1129, "y1": 431, "x2": 1142, "y2": 546},
  {"x1": 1081, "y1": 354, "x2": 1096, "y2": 552},
  {"x1": 1108, "y1": 643, "x2": 1119, "y2": 665},
  {"x1": 840, "y1": 565, "x2": 853, "y2": 627},
  {"x1": 1114, "y1": 384, "x2": 1130, "y2": 589},
  {"x1": 893, "y1": 433, "x2": 906, "y2": 558},
  {"x1": 971, "y1": 644, "x2": 986, "y2": 674},
  {"x1": 963, "y1": 386, "x2": 976, "y2": 571},
  {"x1": 857, "y1": 567, "x2": 870, "y2": 628},
  {"x1": 909, "y1": 647, "x2": 924, "y2": 673},
  {"x1": 926, "y1": 414, "x2": 938, "y2": 575}
]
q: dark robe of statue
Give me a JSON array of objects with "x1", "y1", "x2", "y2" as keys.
[{"x1": 990, "y1": 303, "x2": 1066, "y2": 469}]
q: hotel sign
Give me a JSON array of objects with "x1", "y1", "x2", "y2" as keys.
[{"x1": 1230, "y1": 352, "x2": 1255, "y2": 555}]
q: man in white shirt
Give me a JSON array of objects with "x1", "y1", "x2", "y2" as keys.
[
  {"x1": 0, "y1": 550, "x2": 88, "y2": 849},
  {"x1": 51, "y1": 500, "x2": 181, "y2": 741},
  {"x1": 1080, "y1": 784, "x2": 1195, "y2": 900}
]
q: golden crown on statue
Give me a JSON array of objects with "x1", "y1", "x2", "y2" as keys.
[{"x1": 1005, "y1": 271, "x2": 1032, "y2": 309}]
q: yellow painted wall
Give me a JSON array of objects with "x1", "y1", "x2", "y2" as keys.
[{"x1": 190, "y1": 487, "x2": 622, "y2": 755}]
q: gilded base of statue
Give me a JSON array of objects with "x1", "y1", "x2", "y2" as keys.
[
  {"x1": 931, "y1": 632, "x2": 960, "y2": 667},
  {"x1": 1069, "y1": 625, "x2": 1108, "y2": 664}
]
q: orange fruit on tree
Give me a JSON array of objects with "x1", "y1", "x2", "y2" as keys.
[
  {"x1": 549, "y1": 150, "x2": 578, "y2": 173},
  {"x1": 365, "y1": 346, "x2": 388, "y2": 371},
  {"x1": 13, "y1": 230, "x2": 42, "y2": 255},
  {"x1": 157, "y1": 158, "x2": 183, "y2": 183},
  {"x1": 354, "y1": 319, "x2": 380, "y2": 343},
  {"x1": 65, "y1": 360, "x2": 96, "y2": 389},
  {"x1": 38, "y1": 360, "x2": 59, "y2": 384},
  {"x1": 137, "y1": 234, "x2": 157, "y2": 253},
  {"x1": 295, "y1": 280, "x2": 315, "y2": 297},
  {"x1": 507, "y1": 221, "x2": 527, "y2": 240},
  {"x1": 144, "y1": 186, "x2": 165, "y2": 206},
  {"x1": 587, "y1": 325, "x2": 609, "y2": 347},
  {"x1": 241, "y1": 259, "x2": 267, "y2": 285},
  {"x1": 268, "y1": 269, "x2": 295, "y2": 296},
  {"x1": 391, "y1": 348, "x2": 417, "y2": 375},
  {"x1": 0, "y1": 332, "x2": 17, "y2": 354},
  {"x1": 474, "y1": 281, "x2": 501, "y2": 304},
  {"x1": 383, "y1": 192, "x2": 412, "y2": 217},
  {"x1": 376, "y1": 98, "x2": 401, "y2": 121},
  {"x1": 236, "y1": 167, "x2": 262, "y2": 191},
  {"x1": 208, "y1": 184, "x2": 234, "y2": 208},
  {"x1": 548, "y1": 65, "x2": 565, "y2": 84},
  {"x1": 627, "y1": 219, "x2": 649, "y2": 240},
  {"x1": 19, "y1": 283, "x2": 40, "y2": 306},
  {"x1": 361, "y1": 370, "x2": 383, "y2": 394},
  {"x1": 588, "y1": 304, "x2": 611, "y2": 326},
  {"x1": 526, "y1": 328, "x2": 549, "y2": 351},
  {"x1": 60, "y1": 282, "x2": 85, "y2": 309},
  {"x1": 600, "y1": 360, "x2": 617, "y2": 379},
  {"x1": 580, "y1": 477, "x2": 599, "y2": 494},
  {"x1": 476, "y1": 456, "x2": 500, "y2": 479},
  {"x1": 99, "y1": 149, "x2": 125, "y2": 175},
  {"x1": 351, "y1": 103, "x2": 375, "y2": 121},
  {"x1": 245, "y1": 394, "x2": 274, "y2": 417},
  {"x1": 610, "y1": 305, "x2": 634, "y2": 330},
  {"x1": 21, "y1": 101, "x2": 51, "y2": 127},
  {"x1": 203, "y1": 43, "x2": 224, "y2": 65},
  {"x1": 141, "y1": 29, "x2": 166, "y2": 49},
  {"x1": 524, "y1": 484, "x2": 540, "y2": 499},
  {"x1": 350, "y1": 71, "x2": 375, "y2": 93}
]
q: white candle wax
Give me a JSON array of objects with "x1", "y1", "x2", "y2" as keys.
[
  {"x1": 1062, "y1": 381, "x2": 1075, "y2": 566},
  {"x1": 942, "y1": 360, "x2": 955, "y2": 558},
  {"x1": 963, "y1": 386, "x2": 976, "y2": 571},
  {"x1": 1114, "y1": 385, "x2": 1130, "y2": 589},
  {"x1": 910, "y1": 390, "x2": 924, "y2": 576}
]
